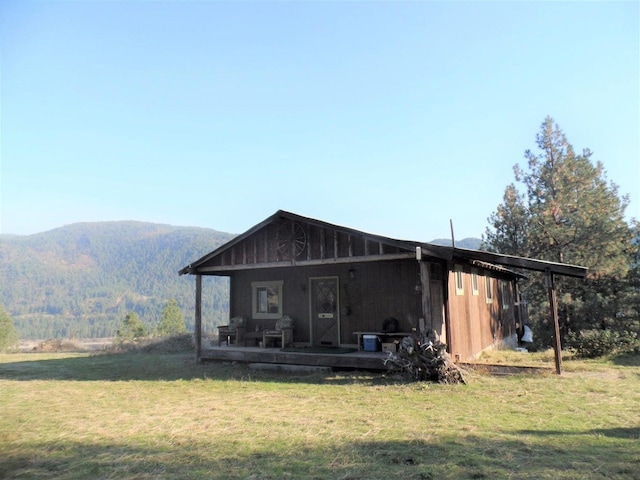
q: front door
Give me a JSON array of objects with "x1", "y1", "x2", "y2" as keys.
[{"x1": 310, "y1": 277, "x2": 339, "y2": 346}]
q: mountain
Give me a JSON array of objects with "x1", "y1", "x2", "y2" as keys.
[
  {"x1": 429, "y1": 237, "x2": 483, "y2": 250},
  {"x1": 0, "y1": 222, "x2": 235, "y2": 339}
]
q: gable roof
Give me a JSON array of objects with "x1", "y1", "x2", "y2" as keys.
[{"x1": 179, "y1": 210, "x2": 587, "y2": 279}]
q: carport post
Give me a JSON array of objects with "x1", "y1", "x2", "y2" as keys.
[
  {"x1": 195, "y1": 274, "x2": 202, "y2": 363},
  {"x1": 546, "y1": 269, "x2": 562, "y2": 375}
]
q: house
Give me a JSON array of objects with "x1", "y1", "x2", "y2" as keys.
[{"x1": 179, "y1": 210, "x2": 587, "y2": 367}]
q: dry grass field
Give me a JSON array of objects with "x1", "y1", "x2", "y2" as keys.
[{"x1": 1, "y1": 347, "x2": 638, "y2": 479}]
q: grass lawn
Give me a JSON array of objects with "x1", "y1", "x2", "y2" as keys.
[{"x1": 1, "y1": 350, "x2": 638, "y2": 479}]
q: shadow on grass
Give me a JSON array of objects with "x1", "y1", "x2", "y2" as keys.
[
  {"x1": 611, "y1": 352, "x2": 640, "y2": 367},
  {"x1": 2, "y1": 434, "x2": 638, "y2": 480},
  {"x1": 0, "y1": 352, "x2": 399, "y2": 385},
  {"x1": 517, "y1": 427, "x2": 640, "y2": 440}
]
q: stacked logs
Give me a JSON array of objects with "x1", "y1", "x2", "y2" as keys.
[{"x1": 383, "y1": 330, "x2": 467, "y2": 384}]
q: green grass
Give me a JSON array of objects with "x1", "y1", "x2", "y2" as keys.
[{"x1": 1, "y1": 351, "x2": 638, "y2": 479}]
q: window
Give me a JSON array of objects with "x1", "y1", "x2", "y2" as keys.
[
  {"x1": 485, "y1": 276, "x2": 493, "y2": 303},
  {"x1": 454, "y1": 266, "x2": 464, "y2": 295},
  {"x1": 500, "y1": 280, "x2": 511, "y2": 310},
  {"x1": 251, "y1": 281, "x2": 283, "y2": 319},
  {"x1": 471, "y1": 270, "x2": 479, "y2": 296}
]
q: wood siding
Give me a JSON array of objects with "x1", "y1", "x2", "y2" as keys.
[
  {"x1": 229, "y1": 259, "x2": 424, "y2": 346},
  {"x1": 446, "y1": 265, "x2": 517, "y2": 361},
  {"x1": 206, "y1": 219, "x2": 409, "y2": 270}
]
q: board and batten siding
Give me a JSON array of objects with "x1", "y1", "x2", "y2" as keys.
[
  {"x1": 229, "y1": 259, "x2": 428, "y2": 346},
  {"x1": 447, "y1": 265, "x2": 517, "y2": 361}
]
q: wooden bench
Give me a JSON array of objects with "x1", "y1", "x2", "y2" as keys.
[
  {"x1": 262, "y1": 327, "x2": 293, "y2": 348},
  {"x1": 217, "y1": 326, "x2": 246, "y2": 347}
]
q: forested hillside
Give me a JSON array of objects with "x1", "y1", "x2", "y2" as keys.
[{"x1": 0, "y1": 222, "x2": 235, "y2": 339}]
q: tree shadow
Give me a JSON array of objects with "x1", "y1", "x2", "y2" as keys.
[
  {"x1": 517, "y1": 427, "x2": 640, "y2": 440},
  {"x1": 2, "y1": 435, "x2": 637, "y2": 480},
  {"x1": 610, "y1": 352, "x2": 640, "y2": 367}
]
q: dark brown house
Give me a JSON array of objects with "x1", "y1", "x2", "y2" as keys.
[{"x1": 179, "y1": 210, "x2": 587, "y2": 365}]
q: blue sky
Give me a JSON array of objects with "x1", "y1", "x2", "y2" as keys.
[{"x1": 1, "y1": 0, "x2": 638, "y2": 241}]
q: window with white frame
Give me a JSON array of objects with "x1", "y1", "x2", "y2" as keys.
[
  {"x1": 485, "y1": 276, "x2": 493, "y2": 303},
  {"x1": 471, "y1": 270, "x2": 479, "y2": 296},
  {"x1": 251, "y1": 280, "x2": 283, "y2": 319},
  {"x1": 454, "y1": 266, "x2": 464, "y2": 295}
]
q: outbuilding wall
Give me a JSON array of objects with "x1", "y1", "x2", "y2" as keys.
[{"x1": 447, "y1": 265, "x2": 517, "y2": 361}]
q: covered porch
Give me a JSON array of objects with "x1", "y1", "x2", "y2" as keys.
[{"x1": 199, "y1": 344, "x2": 392, "y2": 371}]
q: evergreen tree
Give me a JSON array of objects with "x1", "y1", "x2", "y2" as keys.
[
  {"x1": 116, "y1": 311, "x2": 147, "y2": 340},
  {"x1": 0, "y1": 303, "x2": 18, "y2": 352},
  {"x1": 484, "y1": 183, "x2": 529, "y2": 255},
  {"x1": 484, "y1": 116, "x2": 638, "y2": 346},
  {"x1": 156, "y1": 298, "x2": 186, "y2": 336}
]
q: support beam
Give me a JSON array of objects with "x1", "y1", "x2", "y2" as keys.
[
  {"x1": 419, "y1": 261, "x2": 433, "y2": 332},
  {"x1": 196, "y1": 252, "x2": 416, "y2": 273},
  {"x1": 443, "y1": 263, "x2": 453, "y2": 358},
  {"x1": 546, "y1": 270, "x2": 563, "y2": 375},
  {"x1": 195, "y1": 274, "x2": 202, "y2": 363}
]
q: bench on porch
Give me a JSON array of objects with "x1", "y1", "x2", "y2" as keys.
[
  {"x1": 262, "y1": 327, "x2": 293, "y2": 348},
  {"x1": 261, "y1": 315, "x2": 295, "y2": 348},
  {"x1": 217, "y1": 317, "x2": 246, "y2": 347}
]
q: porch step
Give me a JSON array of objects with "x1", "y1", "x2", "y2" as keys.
[{"x1": 249, "y1": 363, "x2": 332, "y2": 374}]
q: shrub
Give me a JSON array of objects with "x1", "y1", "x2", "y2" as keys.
[{"x1": 566, "y1": 329, "x2": 639, "y2": 358}]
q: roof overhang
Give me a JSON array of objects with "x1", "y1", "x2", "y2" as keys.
[
  {"x1": 450, "y1": 247, "x2": 587, "y2": 279},
  {"x1": 179, "y1": 210, "x2": 588, "y2": 280}
]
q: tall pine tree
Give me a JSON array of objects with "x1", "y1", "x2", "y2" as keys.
[{"x1": 484, "y1": 116, "x2": 637, "y2": 345}]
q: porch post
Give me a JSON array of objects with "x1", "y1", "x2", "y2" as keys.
[
  {"x1": 546, "y1": 270, "x2": 563, "y2": 375},
  {"x1": 195, "y1": 274, "x2": 202, "y2": 363},
  {"x1": 443, "y1": 262, "x2": 453, "y2": 358},
  {"x1": 419, "y1": 261, "x2": 432, "y2": 332}
]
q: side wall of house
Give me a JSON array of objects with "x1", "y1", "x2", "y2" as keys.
[
  {"x1": 447, "y1": 265, "x2": 517, "y2": 361},
  {"x1": 229, "y1": 259, "x2": 425, "y2": 346}
]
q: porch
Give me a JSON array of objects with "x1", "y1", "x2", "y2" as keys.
[{"x1": 199, "y1": 345, "x2": 392, "y2": 371}]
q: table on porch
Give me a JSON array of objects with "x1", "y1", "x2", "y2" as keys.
[{"x1": 352, "y1": 331, "x2": 413, "y2": 351}]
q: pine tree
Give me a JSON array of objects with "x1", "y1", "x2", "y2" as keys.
[
  {"x1": 156, "y1": 299, "x2": 186, "y2": 336},
  {"x1": 485, "y1": 116, "x2": 637, "y2": 346},
  {"x1": 116, "y1": 311, "x2": 147, "y2": 340},
  {"x1": 0, "y1": 303, "x2": 18, "y2": 352},
  {"x1": 484, "y1": 183, "x2": 529, "y2": 255}
]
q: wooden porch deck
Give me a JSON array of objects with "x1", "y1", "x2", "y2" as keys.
[{"x1": 199, "y1": 346, "x2": 392, "y2": 371}]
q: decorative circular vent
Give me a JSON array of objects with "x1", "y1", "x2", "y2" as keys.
[{"x1": 276, "y1": 221, "x2": 307, "y2": 259}]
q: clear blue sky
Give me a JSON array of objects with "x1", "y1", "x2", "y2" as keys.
[{"x1": 1, "y1": 0, "x2": 638, "y2": 241}]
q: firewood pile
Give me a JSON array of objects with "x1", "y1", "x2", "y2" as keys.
[{"x1": 383, "y1": 330, "x2": 467, "y2": 384}]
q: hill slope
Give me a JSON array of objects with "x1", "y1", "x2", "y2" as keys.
[{"x1": 0, "y1": 222, "x2": 235, "y2": 339}]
